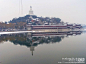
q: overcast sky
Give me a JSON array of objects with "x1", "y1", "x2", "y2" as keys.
[{"x1": 0, "y1": 0, "x2": 86, "y2": 24}]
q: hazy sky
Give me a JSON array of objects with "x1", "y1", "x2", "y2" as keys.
[{"x1": 0, "y1": 0, "x2": 86, "y2": 24}]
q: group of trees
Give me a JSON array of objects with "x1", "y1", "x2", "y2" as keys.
[
  {"x1": 0, "y1": 22, "x2": 15, "y2": 29},
  {"x1": 0, "y1": 14, "x2": 61, "y2": 29},
  {"x1": 9, "y1": 15, "x2": 37, "y2": 23},
  {"x1": 9, "y1": 15, "x2": 61, "y2": 25},
  {"x1": 0, "y1": 22, "x2": 26, "y2": 29}
]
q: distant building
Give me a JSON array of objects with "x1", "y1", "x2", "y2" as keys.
[{"x1": 29, "y1": 6, "x2": 34, "y2": 15}]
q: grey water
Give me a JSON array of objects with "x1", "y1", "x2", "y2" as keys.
[{"x1": 0, "y1": 31, "x2": 86, "y2": 64}]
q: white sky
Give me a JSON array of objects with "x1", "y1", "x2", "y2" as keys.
[{"x1": 0, "y1": 0, "x2": 86, "y2": 24}]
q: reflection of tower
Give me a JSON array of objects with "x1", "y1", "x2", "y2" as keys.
[
  {"x1": 29, "y1": 6, "x2": 33, "y2": 15},
  {"x1": 30, "y1": 46, "x2": 35, "y2": 56}
]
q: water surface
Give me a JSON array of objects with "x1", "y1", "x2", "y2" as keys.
[{"x1": 0, "y1": 31, "x2": 86, "y2": 64}]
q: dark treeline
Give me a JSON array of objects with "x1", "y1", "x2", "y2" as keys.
[
  {"x1": 9, "y1": 15, "x2": 37, "y2": 23},
  {"x1": 9, "y1": 15, "x2": 61, "y2": 25}
]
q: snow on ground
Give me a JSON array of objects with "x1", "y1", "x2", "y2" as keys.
[{"x1": 0, "y1": 31, "x2": 43, "y2": 35}]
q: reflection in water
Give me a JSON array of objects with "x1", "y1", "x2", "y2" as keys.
[{"x1": 0, "y1": 31, "x2": 82, "y2": 56}]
